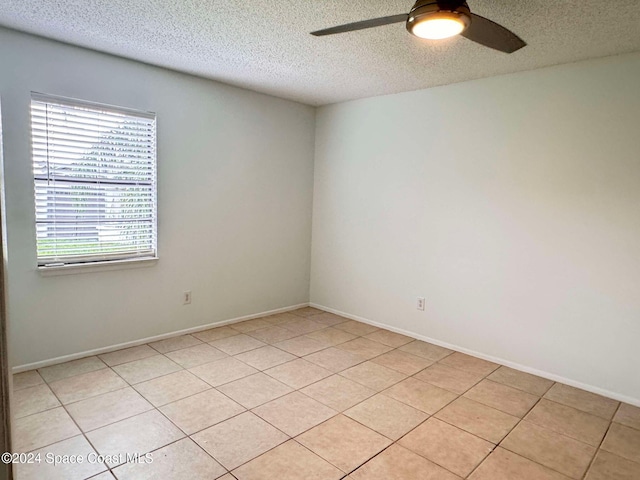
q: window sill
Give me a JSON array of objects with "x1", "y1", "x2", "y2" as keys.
[{"x1": 38, "y1": 257, "x2": 158, "y2": 276}]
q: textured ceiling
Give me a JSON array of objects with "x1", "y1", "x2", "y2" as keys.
[{"x1": 0, "y1": 1, "x2": 639, "y2": 105}]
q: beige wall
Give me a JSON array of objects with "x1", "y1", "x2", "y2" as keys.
[{"x1": 311, "y1": 53, "x2": 640, "y2": 404}]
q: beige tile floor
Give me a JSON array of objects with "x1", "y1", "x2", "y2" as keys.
[{"x1": 10, "y1": 307, "x2": 640, "y2": 480}]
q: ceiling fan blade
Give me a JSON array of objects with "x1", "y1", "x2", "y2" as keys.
[
  {"x1": 311, "y1": 14, "x2": 408, "y2": 36},
  {"x1": 461, "y1": 13, "x2": 526, "y2": 53}
]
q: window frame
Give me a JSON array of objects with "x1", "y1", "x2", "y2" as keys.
[{"x1": 30, "y1": 93, "x2": 159, "y2": 273}]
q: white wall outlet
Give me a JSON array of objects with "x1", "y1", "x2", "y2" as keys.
[
  {"x1": 417, "y1": 297, "x2": 425, "y2": 311},
  {"x1": 183, "y1": 291, "x2": 192, "y2": 305}
]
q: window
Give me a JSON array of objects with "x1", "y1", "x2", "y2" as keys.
[{"x1": 31, "y1": 94, "x2": 157, "y2": 268}]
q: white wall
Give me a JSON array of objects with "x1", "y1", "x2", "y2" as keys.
[
  {"x1": 0, "y1": 28, "x2": 316, "y2": 367},
  {"x1": 3, "y1": 26, "x2": 639, "y2": 404},
  {"x1": 311, "y1": 53, "x2": 640, "y2": 403}
]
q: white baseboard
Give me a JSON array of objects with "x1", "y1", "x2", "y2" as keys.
[
  {"x1": 310, "y1": 303, "x2": 640, "y2": 408},
  {"x1": 12, "y1": 303, "x2": 309, "y2": 373},
  {"x1": 15, "y1": 299, "x2": 640, "y2": 408}
]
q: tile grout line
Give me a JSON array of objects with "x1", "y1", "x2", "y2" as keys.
[
  {"x1": 387, "y1": 363, "x2": 505, "y2": 479},
  {"x1": 418, "y1": 363, "x2": 626, "y2": 478},
  {"x1": 287, "y1": 435, "x2": 374, "y2": 478},
  {"x1": 490, "y1": 393, "x2": 618, "y2": 479},
  {"x1": 517, "y1": 396, "x2": 616, "y2": 444},
  {"x1": 29, "y1": 375, "x2": 364, "y2": 480},
  {"x1": 24, "y1": 315, "x2": 365, "y2": 411},
  {"x1": 171, "y1": 354, "x2": 308, "y2": 472},
  {"x1": 149, "y1": 405, "x2": 233, "y2": 476},
  {"x1": 40, "y1": 355, "x2": 196, "y2": 478},
  {"x1": 59, "y1": 357, "x2": 156, "y2": 479},
  {"x1": 337, "y1": 441, "x2": 397, "y2": 478},
  {"x1": 32, "y1": 371, "x2": 112, "y2": 478},
  {"x1": 138, "y1": 343, "x2": 306, "y2": 474},
  {"x1": 274, "y1": 349, "x2": 497, "y2": 477},
  {"x1": 82, "y1": 337, "x2": 288, "y2": 477},
  {"x1": 463, "y1": 394, "x2": 547, "y2": 479},
  {"x1": 579, "y1": 401, "x2": 621, "y2": 480},
  {"x1": 11, "y1": 312, "x2": 381, "y2": 476},
  {"x1": 464, "y1": 381, "x2": 553, "y2": 479},
  {"x1": 107, "y1": 322, "x2": 355, "y2": 417},
  {"x1": 185, "y1": 317, "x2": 398, "y2": 475},
  {"x1": 16, "y1": 331, "x2": 504, "y2": 478},
  {"x1": 190, "y1": 406, "x2": 296, "y2": 474},
  {"x1": 381, "y1": 358, "x2": 610, "y2": 479},
  {"x1": 489, "y1": 392, "x2": 553, "y2": 476},
  {"x1": 375, "y1": 359, "x2": 498, "y2": 440},
  {"x1": 13, "y1": 310, "x2": 636, "y2": 479}
]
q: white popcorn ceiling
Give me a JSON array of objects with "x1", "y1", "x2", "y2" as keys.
[{"x1": 0, "y1": 0, "x2": 639, "y2": 105}]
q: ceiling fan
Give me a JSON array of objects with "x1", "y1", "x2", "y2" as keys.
[{"x1": 311, "y1": 0, "x2": 526, "y2": 54}]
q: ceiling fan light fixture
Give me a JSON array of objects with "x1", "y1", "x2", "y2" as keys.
[
  {"x1": 406, "y1": 2, "x2": 471, "y2": 40},
  {"x1": 410, "y1": 14, "x2": 466, "y2": 39},
  {"x1": 311, "y1": 0, "x2": 527, "y2": 54}
]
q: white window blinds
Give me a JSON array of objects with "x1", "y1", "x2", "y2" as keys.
[{"x1": 31, "y1": 94, "x2": 157, "y2": 267}]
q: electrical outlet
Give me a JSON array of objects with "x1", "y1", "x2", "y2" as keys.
[
  {"x1": 417, "y1": 297, "x2": 425, "y2": 311},
  {"x1": 183, "y1": 291, "x2": 192, "y2": 305}
]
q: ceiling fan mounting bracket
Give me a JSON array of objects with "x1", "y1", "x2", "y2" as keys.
[{"x1": 410, "y1": 0, "x2": 470, "y2": 15}]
